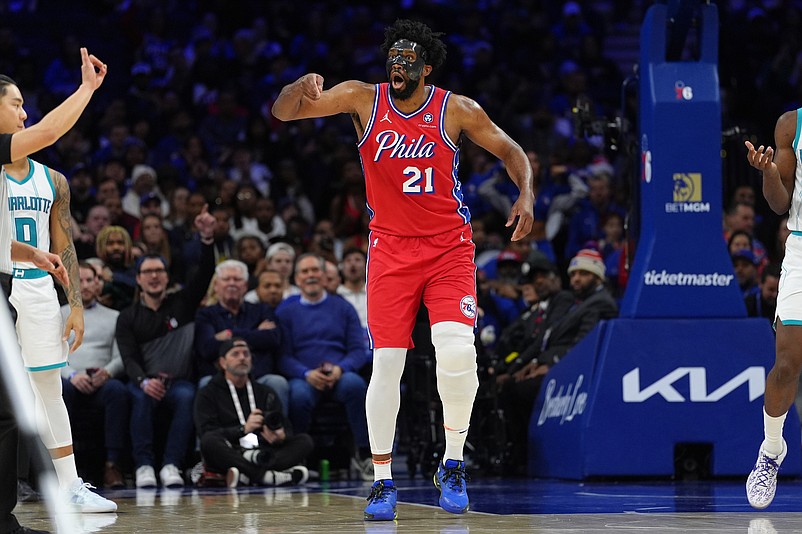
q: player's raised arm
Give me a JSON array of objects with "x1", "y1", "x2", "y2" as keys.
[
  {"x1": 272, "y1": 74, "x2": 373, "y2": 122},
  {"x1": 9, "y1": 47, "x2": 106, "y2": 161}
]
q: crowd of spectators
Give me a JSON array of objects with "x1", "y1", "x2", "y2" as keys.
[{"x1": 2, "y1": 0, "x2": 798, "y2": 484}]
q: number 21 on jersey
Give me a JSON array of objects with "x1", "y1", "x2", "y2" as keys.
[{"x1": 402, "y1": 166, "x2": 434, "y2": 194}]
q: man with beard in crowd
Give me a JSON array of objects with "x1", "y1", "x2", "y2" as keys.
[{"x1": 95, "y1": 226, "x2": 136, "y2": 311}]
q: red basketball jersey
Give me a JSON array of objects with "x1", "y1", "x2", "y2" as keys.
[{"x1": 357, "y1": 83, "x2": 470, "y2": 236}]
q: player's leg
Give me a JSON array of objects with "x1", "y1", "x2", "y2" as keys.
[
  {"x1": 747, "y1": 320, "x2": 802, "y2": 508},
  {"x1": 27, "y1": 369, "x2": 77, "y2": 486},
  {"x1": 363, "y1": 233, "x2": 421, "y2": 521},
  {"x1": 28, "y1": 368, "x2": 116, "y2": 512},
  {"x1": 422, "y1": 225, "x2": 478, "y2": 515}
]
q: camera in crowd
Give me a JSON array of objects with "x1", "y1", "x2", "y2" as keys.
[
  {"x1": 263, "y1": 411, "x2": 284, "y2": 431},
  {"x1": 572, "y1": 96, "x2": 632, "y2": 154}
]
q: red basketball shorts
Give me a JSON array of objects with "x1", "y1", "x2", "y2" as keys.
[{"x1": 366, "y1": 224, "x2": 477, "y2": 349}]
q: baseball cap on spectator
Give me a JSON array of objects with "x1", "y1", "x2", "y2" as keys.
[
  {"x1": 219, "y1": 337, "x2": 248, "y2": 358},
  {"x1": 266, "y1": 242, "x2": 296, "y2": 261},
  {"x1": 497, "y1": 249, "x2": 523, "y2": 264},
  {"x1": 732, "y1": 249, "x2": 758, "y2": 266},
  {"x1": 131, "y1": 164, "x2": 157, "y2": 184},
  {"x1": 140, "y1": 191, "x2": 161, "y2": 206},
  {"x1": 520, "y1": 252, "x2": 558, "y2": 283},
  {"x1": 568, "y1": 249, "x2": 606, "y2": 279}
]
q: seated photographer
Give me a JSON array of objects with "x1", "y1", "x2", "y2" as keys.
[{"x1": 195, "y1": 338, "x2": 312, "y2": 487}]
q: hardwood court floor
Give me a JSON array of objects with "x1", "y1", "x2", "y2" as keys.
[{"x1": 12, "y1": 476, "x2": 802, "y2": 533}]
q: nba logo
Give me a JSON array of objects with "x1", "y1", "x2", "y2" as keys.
[
  {"x1": 423, "y1": 112, "x2": 433, "y2": 123},
  {"x1": 460, "y1": 296, "x2": 477, "y2": 319}
]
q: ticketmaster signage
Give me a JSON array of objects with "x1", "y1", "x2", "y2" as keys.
[{"x1": 642, "y1": 270, "x2": 733, "y2": 287}]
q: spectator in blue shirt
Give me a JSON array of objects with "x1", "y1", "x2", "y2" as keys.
[{"x1": 276, "y1": 253, "x2": 373, "y2": 480}]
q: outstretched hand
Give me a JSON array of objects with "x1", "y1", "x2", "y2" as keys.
[
  {"x1": 80, "y1": 47, "x2": 107, "y2": 91},
  {"x1": 745, "y1": 140, "x2": 775, "y2": 173}
]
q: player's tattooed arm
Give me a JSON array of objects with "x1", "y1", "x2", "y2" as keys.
[{"x1": 50, "y1": 171, "x2": 81, "y2": 309}]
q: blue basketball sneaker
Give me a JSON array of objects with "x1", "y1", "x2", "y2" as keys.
[
  {"x1": 364, "y1": 479, "x2": 397, "y2": 521},
  {"x1": 433, "y1": 459, "x2": 470, "y2": 514}
]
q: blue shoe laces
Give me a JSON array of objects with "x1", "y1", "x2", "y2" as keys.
[{"x1": 753, "y1": 456, "x2": 779, "y2": 489}]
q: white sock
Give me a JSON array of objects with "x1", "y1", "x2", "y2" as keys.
[
  {"x1": 373, "y1": 459, "x2": 392, "y2": 482},
  {"x1": 443, "y1": 426, "x2": 468, "y2": 462},
  {"x1": 53, "y1": 455, "x2": 79, "y2": 489},
  {"x1": 762, "y1": 408, "x2": 787, "y2": 457}
]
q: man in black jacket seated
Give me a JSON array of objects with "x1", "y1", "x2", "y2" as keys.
[
  {"x1": 499, "y1": 249, "x2": 618, "y2": 472},
  {"x1": 194, "y1": 338, "x2": 313, "y2": 487}
]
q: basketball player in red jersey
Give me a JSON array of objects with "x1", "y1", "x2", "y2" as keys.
[{"x1": 273, "y1": 19, "x2": 533, "y2": 520}]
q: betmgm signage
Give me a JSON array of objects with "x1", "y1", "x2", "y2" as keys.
[{"x1": 666, "y1": 172, "x2": 709, "y2": 213}]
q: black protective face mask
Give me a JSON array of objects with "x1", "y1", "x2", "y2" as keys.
[{"x1": 386, "y1": 39, "x2": 427, "y2": 100}]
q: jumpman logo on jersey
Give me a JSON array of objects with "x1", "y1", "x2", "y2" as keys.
[{"x1": 380, "y1": 111, "x2": 392, "y2": 124}]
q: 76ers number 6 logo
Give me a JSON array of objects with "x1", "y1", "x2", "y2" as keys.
[{"x1": 460, "y1": 296, "x2": 477, "y2": 319}]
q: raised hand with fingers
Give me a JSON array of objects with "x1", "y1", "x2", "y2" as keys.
[
  {"x1": 194, "y1": 204, "x2": 217, "y2": 243},
  {"x1": 80, "y1": 47, "x2": 108, "y2": 91}
]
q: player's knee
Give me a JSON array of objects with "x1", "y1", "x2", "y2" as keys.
[
  {"x1": 770, "y1": 358, "x2": 802, "y2": 385},
  {"x1": 29, "y1": 369, "x2": 62, "y2": 401},
  {"x1": 432, "y1": 321, "x2": 476, "y2": 373}
]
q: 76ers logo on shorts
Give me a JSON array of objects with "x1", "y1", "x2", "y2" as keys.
[{"x1": 460, "y1": 296, "x2": 477, "y2": 319}]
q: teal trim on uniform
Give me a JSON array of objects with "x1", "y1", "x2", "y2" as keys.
[
  {"x1": 780, "y1": 319, "x2": 802, "y2": 326},
  {"x1": 43, "y1": 163, "x2": 56, "y2": 200},
  {"x1": 792, "y1": 231, "x2": 802, "y2": 237},
  {"x1": 11, "y1": 268, "x2": 48, "y2": 279},
  {"x1": 795, "y1": 109, "x2": 802, "y2": 154},
  {"x1": 5, "y1": 157, "x2": 35, "y2": 185},
  {"x1": 26, "y1": 361, "x2": 67, "y2": 372}
]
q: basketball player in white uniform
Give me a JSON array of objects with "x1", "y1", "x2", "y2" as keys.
[
  {"x1": 0, "y1": 47, "x2": 107, "y2": 533},
  {"x1": 746, "y1": 109, "x2": 802, "y2": 509},
  {"x1": 1, "y1": 64, "x2": 115, "y2": 514}
]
